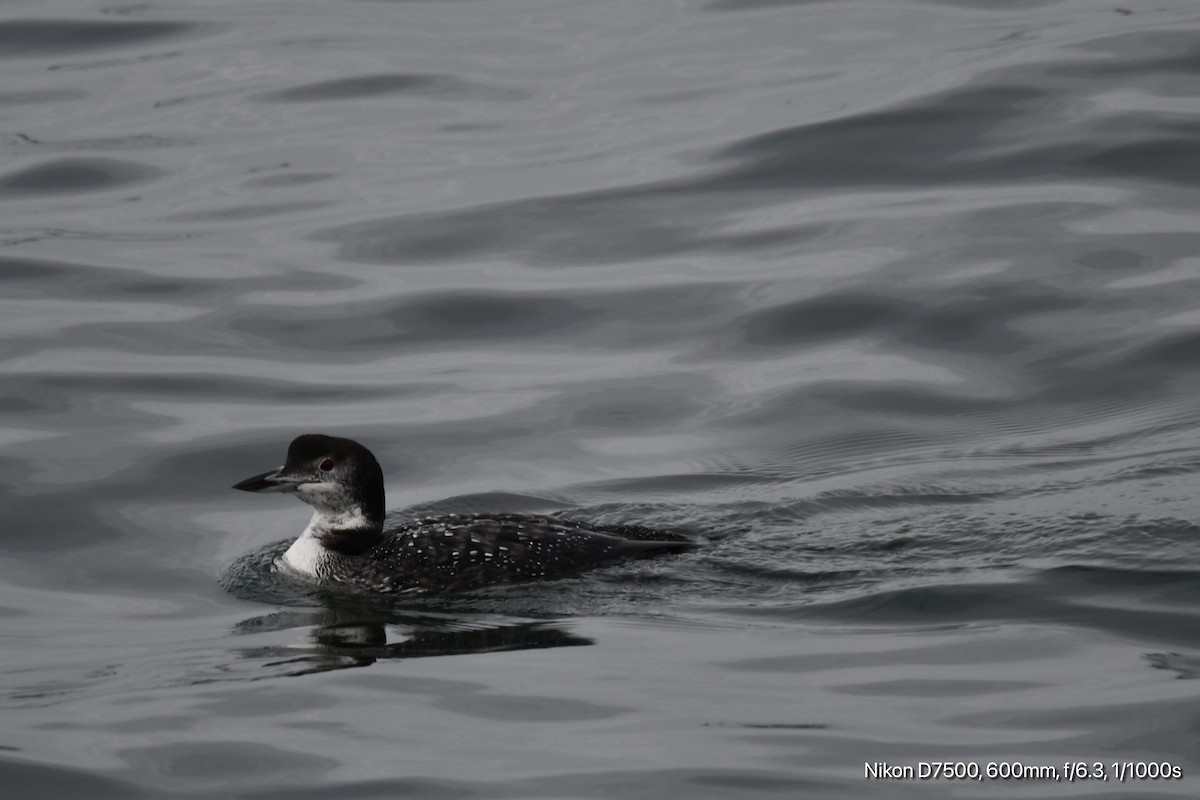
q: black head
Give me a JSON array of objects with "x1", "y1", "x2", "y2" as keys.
[{"x1": 232, "y1": 434, "x2": 385, "y2": 525}]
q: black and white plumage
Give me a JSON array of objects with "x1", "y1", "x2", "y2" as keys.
[{"x1": 232, "y1": 434, "x2": 695, "y2": 594}]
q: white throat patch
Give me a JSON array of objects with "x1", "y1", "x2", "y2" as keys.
[{"x1": 277, "y1": 508, "x2": 373, "y2": 578}]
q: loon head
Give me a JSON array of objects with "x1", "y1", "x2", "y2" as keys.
[{"x1": 232, "y1": 434, "x2": 386, "y2": 532}]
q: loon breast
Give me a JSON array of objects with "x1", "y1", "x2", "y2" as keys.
[{"x1": 279, "y1": 533, "x2": 330, "y2": 578}]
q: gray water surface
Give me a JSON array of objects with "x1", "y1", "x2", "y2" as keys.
[{"x1": 2, "y1": 0, "x2": 1199, "y2": 797}]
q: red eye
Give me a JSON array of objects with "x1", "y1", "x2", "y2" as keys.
[{"x1": 319, "y1": 458, "x2": 334, "y2": 472}]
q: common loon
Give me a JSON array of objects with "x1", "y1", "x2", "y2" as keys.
[{"x1": 232, "y1": 434, "x2": 695, "y2": 594}]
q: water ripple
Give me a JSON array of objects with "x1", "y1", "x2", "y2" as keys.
[{"x1": 2, "y1": 1, "x2": 1200, "y2": 797}]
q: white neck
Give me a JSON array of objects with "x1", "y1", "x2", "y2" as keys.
[
  {"x1": 302, "y1": 507, "x2": 373, "y2": 537},
  {"x1": 278, "y1": 508, "x2": 373, "y2": 578}
]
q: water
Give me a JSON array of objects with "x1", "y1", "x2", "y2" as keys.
[{"x1": 2, "y1": 0, "x2": 1199, "y2": 796}]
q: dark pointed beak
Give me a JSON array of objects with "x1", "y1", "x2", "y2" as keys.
[{"x1": 232, "y1": 466, "x2": 303, "y2": 493}]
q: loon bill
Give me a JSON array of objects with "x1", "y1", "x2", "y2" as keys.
[{"x1": 232, "y1": 434, "x2": 695, "y2": 594}]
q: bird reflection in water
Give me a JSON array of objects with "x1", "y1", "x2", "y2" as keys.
[{"x1": 222, "y1": 543, "x2": 593, "y2": 676}]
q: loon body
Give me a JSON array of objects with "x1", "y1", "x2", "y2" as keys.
[{"x1": 232, "y1": 434, "x2": 694, "y2": 594}]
